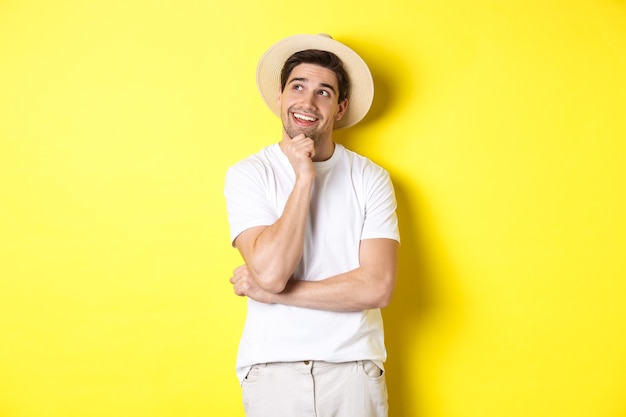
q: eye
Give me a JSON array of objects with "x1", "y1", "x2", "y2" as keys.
[
  {"x1": 294, "y1": 84, "x2": 303, "y2": 91},
  {"x1": 318, "y1": 90, "x2": 330, "y2": 97}
]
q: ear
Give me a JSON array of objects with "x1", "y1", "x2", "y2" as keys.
[
  {"x1": 334, "y1": 99, "x2": 349, "y2": 121},
  {"x1": 276, "y1": 90, "x2": 282, "y2": 108}
]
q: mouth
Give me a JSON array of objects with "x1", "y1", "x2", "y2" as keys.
[{"x1": 291, "y1": 111, "x2": 319, "y2": 125}]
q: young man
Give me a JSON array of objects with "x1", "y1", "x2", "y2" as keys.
[{"x1": 224, "y1": 34, "x2": 400, "y2": 417}]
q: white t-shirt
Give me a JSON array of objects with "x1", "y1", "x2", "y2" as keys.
[{"x1": 224, "y1": 143, "x2": 400, "y2": 384}]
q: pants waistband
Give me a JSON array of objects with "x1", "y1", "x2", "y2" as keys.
[{"x1": 257, "y1": 360, "x2": 367, "y2": 369}]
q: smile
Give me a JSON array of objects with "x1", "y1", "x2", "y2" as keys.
[{"x1": 292, "y1": 112, "x2": 318, "y2": 122}]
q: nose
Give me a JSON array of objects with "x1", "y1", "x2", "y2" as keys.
[{"x1": 300, "y1": 91, "x2": 317, "y2": 109}]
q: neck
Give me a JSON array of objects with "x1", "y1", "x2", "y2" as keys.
[{"x1": 312, "y1": 140, "x2": 335, "y2": 162}]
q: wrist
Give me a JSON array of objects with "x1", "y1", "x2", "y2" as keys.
[{"x1": 294, "y1": 173, "x2": 315, "y2": 187}]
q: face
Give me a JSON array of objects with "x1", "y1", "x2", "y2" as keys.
[{"x1": 278, "y1": 63, "x2": 348, "y2": 143}]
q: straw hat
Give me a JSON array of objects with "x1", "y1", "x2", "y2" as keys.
[{"x1": 256, "y1": 34, "x2": 374, "y2": 129}]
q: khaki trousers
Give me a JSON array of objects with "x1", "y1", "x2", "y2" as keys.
[{"x1": 241, "y1": 360, "x2": 388, "y2": 417}]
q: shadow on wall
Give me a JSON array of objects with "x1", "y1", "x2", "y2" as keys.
[{"x1": 384, "y1": 180, "x2": 435, "y2": 417}]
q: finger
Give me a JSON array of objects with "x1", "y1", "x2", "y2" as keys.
[
  {"x1": 291, "y1": 133, "x2": 306, "y2": 141},
  {"x1": 234, "y1": 281, "x2": 248, "y2": 297},
  {"x1": 230, "y1": 270, "x2": 243, "y2": 284},
  {"x1": 232, "y1": 279, "x2": 241, "y2": 295}
]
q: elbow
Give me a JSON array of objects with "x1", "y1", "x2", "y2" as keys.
[
  {"x1": 371, "y1": 287, "x2": 394, "y2": 309},
  {"x1": 244, "y1": 260, "x2": 291, "y2": 294},
  {"x1": 368, "y1": 275, "x2": 396, "y2": 309},
  {"x1": 378, "y1": 292, "x2": 394, "y2": 309},
  {"x1": 254, "y1": 271, "x2": 289, "y2": 294}
]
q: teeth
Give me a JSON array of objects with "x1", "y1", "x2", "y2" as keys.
[{"x1": 294, "y1": 113, "x2": 316, "y2": 122}]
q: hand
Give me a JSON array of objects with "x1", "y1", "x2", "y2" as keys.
[
  {"x1": 229, "y1": 265, "x2": 273, "y2": 304},
  {"x1": 281, "y1": 133, "x2": 315, "y2": 180}
]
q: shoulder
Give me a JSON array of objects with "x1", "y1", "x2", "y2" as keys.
[
  {"x1": 227, "y1": 144, "x2": 280, "y2": 178},
  {"x1": 229, "y1": 143, "x2": 278, "y2": 168},
  {"x1": 339, "y1": 145, "x2": 390, "y2": 179}
]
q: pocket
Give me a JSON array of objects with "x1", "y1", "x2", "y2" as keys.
[
  {"x1": 361, "y1": 361, "x2": 388, "y2": 415},
  {"x1": 362, "y1": 360, "x2": 384, "y2": 378},
  {"x1": 243, "y1": 364, "x2": 263, "y2": 384},
  {"x1": 241, "y1": 364, "x2": 263, "y2": 413}
]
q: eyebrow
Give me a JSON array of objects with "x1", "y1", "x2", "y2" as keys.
[{"x1": 288, "y1": 77, "x2": 337, "y2": 95}]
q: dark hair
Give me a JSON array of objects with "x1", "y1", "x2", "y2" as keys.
[{"x1": 280, "y1": 49, "x2": 350, "y2": 103}]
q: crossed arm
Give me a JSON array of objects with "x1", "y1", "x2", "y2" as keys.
[{"x1": 230, "y1": 236, "x2": 398, "y2": 312}]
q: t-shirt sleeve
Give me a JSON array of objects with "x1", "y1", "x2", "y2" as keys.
[
  {"x1": 361, "y1": 167, "x2": 400, "y2": 244},
  {"x1": 224, "y1": 160, "x2": 278, "y2": 246}
]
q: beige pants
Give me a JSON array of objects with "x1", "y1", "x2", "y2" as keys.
[{"x1": 241, "y1": 360, "x2": 388, "y2": 417}]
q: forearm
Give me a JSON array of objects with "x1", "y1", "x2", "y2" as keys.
[
  {"x1": 231, "y1": 239, "x2": 399, "y2": 310},
  {"x1": 270, "y1": 270, "x2": 393, "y2": 312},
  {"x1": 236, "y1": 177, "x2": 313, "y2": 292},
  {"x1": 267, "y1": 238, "x2": 399, "y2": 311}
]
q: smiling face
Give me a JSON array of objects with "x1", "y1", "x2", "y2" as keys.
[{"x1": 278, "y1": 63, "x2": 348, "y2": 145}]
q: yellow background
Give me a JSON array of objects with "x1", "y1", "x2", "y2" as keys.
[{"x1": 1, "y1": 0, "x2": 625, "y2": 416}]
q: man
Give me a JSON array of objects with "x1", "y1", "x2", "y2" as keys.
[{"x1": 224, "y1": 33, "x2": 400, "y2": 417}]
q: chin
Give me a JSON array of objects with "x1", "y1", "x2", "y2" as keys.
[{"x1": 285, "y1": 126, "x2": 317, "y2": 142}]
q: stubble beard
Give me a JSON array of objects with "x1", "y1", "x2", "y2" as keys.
[
  {"x1": 282, "y1": 107, "x2": 325, "y2": 143},
  {"x1": 284, "y1": 123, "x2": 320, "y2": 143}
]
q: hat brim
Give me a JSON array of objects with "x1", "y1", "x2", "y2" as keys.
[{"x1": 256, "y1": 34, "x2": 374, "y2": 130}]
